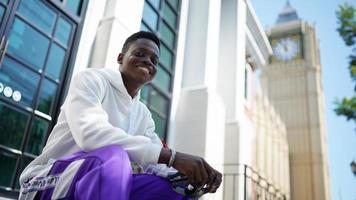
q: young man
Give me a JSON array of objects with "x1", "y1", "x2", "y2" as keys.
[{"x1": 19, "y1": 31, "x2": 222, "y2": 200}]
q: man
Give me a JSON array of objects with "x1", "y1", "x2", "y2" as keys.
[{"x1": 19, "y1": 31, "x2": 222, "y2": 200}]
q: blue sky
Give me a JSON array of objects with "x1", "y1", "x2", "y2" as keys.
[{"x1": 250, "y1": 0, "x2": 356, "y2": 199}]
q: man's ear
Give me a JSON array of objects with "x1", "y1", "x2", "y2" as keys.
[{"x1": 117, "y1": 53, "x2": 124, "y2": 64}]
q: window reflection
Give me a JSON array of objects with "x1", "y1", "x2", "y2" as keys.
[
  {"x1": 54, "y1": 17, "x2": 72, "y2": 47},
  {"x1": 25, "y1": 118, "x2": 49, "y2": 155},
  {"x1": 18, "y1": 0, "x2": 57, "y2": 35},
  {"x1": 151, "y1": 111, "x2": 165, "y2": 139},
  {"x1": 152, "y1": 66, "x2": 170, "y2": 92},
  {"x1": 160, "y1": 22, "x2": 174, "y2": 48},
  {"x1": 163, "y1": 2, "x2": 177, "y2": 28},
  {"x1": 0, "y1": 57, "x2": 40, "y2": 107},
  {"x1": 143, "y1": 3, "x2": 158, "y2": 30},
  {"x1": 37, "y1": 79, "x2": 57, "y2": 115},
  {"x1": 160, "y1": 44, "x2": 173, "y2": 68},
  {"x1": 150, "y1": 90, "x2": 168, "y2": 115},
  {"x1": 65, "y1": 0, "x2": 82, "y2": 16},
  {"x1": 7, "y1": 18, "x2": 50, "y2": 70},
  {"x1": 0, "y1": 102, "x2": 29, "y2": 150},
  {"x1": 45, "y1": 43, "x2": 66, "y2": 80},
  {"x1": 0, "y1": 152, "x2": 17, "y2": 187}
]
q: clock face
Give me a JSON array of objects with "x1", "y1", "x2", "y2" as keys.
[{"x1": 273, "y1": 37, "x2": 300, "y2": 61}]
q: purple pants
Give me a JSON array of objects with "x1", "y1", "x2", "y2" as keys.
[{"x1": 21, "y1": 145, "x2": 191, "y2": 200}]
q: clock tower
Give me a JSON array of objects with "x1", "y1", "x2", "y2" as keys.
[{"x1": 261, "y1": 2, "x2": 331, "y2": 200}]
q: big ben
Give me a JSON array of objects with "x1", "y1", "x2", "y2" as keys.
[{"x1": 260, "y1": 2, "x2": 331, "y2": 200}]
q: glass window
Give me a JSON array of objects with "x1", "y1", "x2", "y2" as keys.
[
  {"x1": 0, "y1": 0, "x2": 8, "y2": 5},
  {"x1": 0, "y1": 152, "x2": 17, "y2": 187},
  {"x1": 168, "y1": 0, "x2": 179, "y2": 10},
  {"x1": 153, "y1": 66, "x2": 170, "y2": 92},
  {"x1": 150, "y1": 90, "x2": 168, "y2": 115},
  {"x1": 141, "y1": 23, "x2": 150, "y2": 32},
  {"x1": 160, "y1": 22, "x2": 175, "y2": 48},
  {"x1": 148, "y1": 0, "x2": 160, "y2": 9},
  {"x1": 0, "y1": 5, "x2": 5, "y2": 24},
  {"x1": 54, "y1": 17, "x2": 72, "y2": 48},
  {"x1": 45, "y1": 43, "x2": 66, "y2": 80},
  {"x1": 37, "y1": 79, "x2": 57, "y2": 115},
  {"x1": 160, "y1": 44, "x2": 173, "y2": 68},
  {"x1": 65, "y1": 0, "x2": 82, "y2": 16},
  {"x1": 25, "y1": 118, "x2": 49, "y2": 155},
  {"x1": 163, "y1": 2, "x2": 177, "y2": 28},
  {"x1": 140, "y1": 85, "x2": 150, "y2": 103},
  {"x1": 0, "y1": 102, "x2": 29, "y2": 150},
  {"x1": 151, "y1": 111, "x2": 165, "y2": 139},
  {"x1": 7, "y1": 18, "x2": 50, "y2": 70},
  {"x1": 142, "y1": 3, "x2": 158, "y2": 30},
  {"x1": 17, "y1": 0, "x2": 57, "y2": 35},
  {"x1": 15, "y1": 156, "x2": 34, "y2": 189},
  {"x1": 0, "y1": 57, "x2": 41, "y2": 107}
]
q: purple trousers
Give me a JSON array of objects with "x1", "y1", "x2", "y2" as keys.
[{"x1": 20, "y1": 145, "x2": 191, "y2": 200}]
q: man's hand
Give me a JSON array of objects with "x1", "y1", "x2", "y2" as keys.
[
  {"x1": 158, "y1": 148, "x2": 222, "y2": 193},
  {"x1": 173, "y1": 152, "x2": 222, "y2": 193}
]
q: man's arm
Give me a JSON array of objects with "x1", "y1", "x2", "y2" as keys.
[{"x1": 64, "y1": 70, "x2": 161, "y2": 165}]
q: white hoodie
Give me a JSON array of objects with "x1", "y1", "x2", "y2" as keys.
[{"x1": 20, "y1": 68, "x2": 165, "y2": 184}]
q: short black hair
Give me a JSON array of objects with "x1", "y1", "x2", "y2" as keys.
[{"x1": 121, "y1": 31, "x2": 160, "y2": 53}]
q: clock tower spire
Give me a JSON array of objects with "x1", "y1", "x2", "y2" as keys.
[{"x1": 261, "y1": 2, "x2": 331, "y2": 200}]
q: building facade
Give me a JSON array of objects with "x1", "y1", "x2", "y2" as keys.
[
  {"x1": 261, "y1": 2, "x2": 330, "y2": 200},
  {"x1": 0, "y1": 0, "x2": 293, "y2": 199}
]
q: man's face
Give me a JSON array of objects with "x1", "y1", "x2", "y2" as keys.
[{"x1": 118, "y1": 38, "x2": 159, "y2": 87}]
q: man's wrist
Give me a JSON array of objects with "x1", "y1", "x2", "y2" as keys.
[{"x1": 158, "y1": 147, "x2": 171, "y2": 165}]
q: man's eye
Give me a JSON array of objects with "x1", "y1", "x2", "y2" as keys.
[
  {"x1": 135, "y1": 52, "x2": 144, "y2": 57},
  {"x1": 151, "y1": 58, "x2": 159, "y2": 65}
]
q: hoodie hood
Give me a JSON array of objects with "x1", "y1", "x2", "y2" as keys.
[{"x1": 99, "y1": 67, "x2": 140, "y2": 101}]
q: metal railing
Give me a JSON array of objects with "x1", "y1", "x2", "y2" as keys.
[{"x1": 223, "y1": 164, "x2": 287, "y2": 200}]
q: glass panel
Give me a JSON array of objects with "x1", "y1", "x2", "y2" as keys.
[
  {"x1": 15, "y1": 156, "x2": 34, "y2": 189},
  {"x1": 25, "y1": 118, "x2": 49, "y2": 155},
  {"x1": 0, "y1": 152, "x2": 17, "y2": 187},
  {"x1": 142, "y1": 3, "x2": 158, "y2": 30},
  {"x1": 140, "y1": 23, "x2": 150, "y2": 32},
  {"x1": 153, "y1": 66, "x2": 170, "y2": 92},
  {"x1": 163, "y1": 2, "x2": 176, "y2": 28},
  {"x1": 168, "y1": 0, "x2": 179, "y2": 10},
  {"x1": 0, "y1": 102, "x2": 29, "y2": 150},
  {"x1": 0, "y1": 57, "x2": 40, "y2": 107},
  {"x1": 0, "y1": 0, "x2": 8, "y2": 5},
  {"x1": 18, "y1": 0, "x2": 57, "y2": 35},
  {"x1": 0, "y1": 6, "x2": 5, "y2": 24},
  {"x1": 54, "y1": 17, "x2": 72, "y2": 48},
  {"x1": 160, "y1": 44, "x2": 173, "y2": 68},
  {"x1": 8, "y1": 18, "x2": 50, "y2": 70},
  {"x1": 45, "y1": 43, "x2": 66, "y2": 80},
  {"x1": 150, "y1": 90, "x2": 168, "y2": 115},
  {"x1": 65, "y1": 0, "x2": 82, "y2": 16},
  {"x1": 37, "y1": 79, "x2": 57, "y2": 115},
  {"x1": 148, "y1": 0, "x2": 160, "y2": 9},
  {"x1": 151, "y1": 111, "x2": 165, "y2": 139},
  {"x1": 160, "y1": 22, "x2": 175, "y2": 48},
  {"x1": 140, "y1": 85, "x2": 150, "y2": 103}
]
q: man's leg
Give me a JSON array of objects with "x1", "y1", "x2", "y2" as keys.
[
  {"x1": 129, "y1": 174, "x2": 194, "y2": 200},
  {"x1": 25, "y1": 145, "x2": 132, "y2": 200}
]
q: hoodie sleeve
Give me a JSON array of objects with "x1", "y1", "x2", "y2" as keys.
[
  {"x1": 143, "y1": 108, "x2": 164, "y2": 146},
  {"x1": 64, "y1": 70, "x2": 162, "y2": 165}
]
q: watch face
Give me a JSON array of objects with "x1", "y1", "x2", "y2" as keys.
[{"x1": 273, "y1": 37, "x2": 300, "y2": 61}]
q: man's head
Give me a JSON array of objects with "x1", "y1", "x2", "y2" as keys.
[{"x1": 118, "y1": 31, "x2": 160, "y2": 88}]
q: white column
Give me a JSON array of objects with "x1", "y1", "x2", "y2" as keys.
[
  {"x1": 88, "y1": 0, "x2": 145, "y2": 69},
  {"x1": 173, "y1": 0, "x2": 225, "y2": 199},
  {"x1": 217, "y1": 0, "x2": 247, "y2": 199}
]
